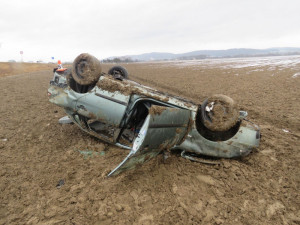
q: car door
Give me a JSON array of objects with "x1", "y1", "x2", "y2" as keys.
[
  {"x1": 108, "y1": 105, "x2": 191, "y2": 176},
  {"x1": 75, "y1": 86, "x2": 130, "y2": 127}
]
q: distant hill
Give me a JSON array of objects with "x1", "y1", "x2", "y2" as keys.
[{"x1": 106, "y1": 47, "x2": 300, "y2": 62}]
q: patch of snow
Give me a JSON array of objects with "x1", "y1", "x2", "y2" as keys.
[
  {"x1": 292, "y1": 72, "x2": 300, "y2": 78},
  {"x1": 163, "y1": 55, "x2": 300, "y2": 73}
]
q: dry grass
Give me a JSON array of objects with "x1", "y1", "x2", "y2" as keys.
[{"x1": 0, "y1": 62, "x2": 59, "y2": 77}]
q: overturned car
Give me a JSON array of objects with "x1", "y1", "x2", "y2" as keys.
[{"x1": 48, "y1": 53, "x2": 260, "y2": 176}]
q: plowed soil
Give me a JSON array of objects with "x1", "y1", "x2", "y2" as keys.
[{"x1": 0, "y1": 57, "x2": 299, "y2": 225}]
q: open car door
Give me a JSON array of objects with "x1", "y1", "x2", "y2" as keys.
[{"x1": 108, "y1": 105, "x2": 191, "y2": 176}]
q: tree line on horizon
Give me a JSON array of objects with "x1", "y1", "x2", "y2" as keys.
[{"x1": 102, "y1": 57, "x2": 138, "y2": 63}]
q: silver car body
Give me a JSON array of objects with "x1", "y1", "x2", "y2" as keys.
[{"x1": 48, "y1": 69, "x2": 260, "y2": 176}]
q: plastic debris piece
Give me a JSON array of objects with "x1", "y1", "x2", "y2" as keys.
[
  {"x1": 292, "y1": 73, "x2": 300, "y2": 78},
  {"x1": 77, "y1": 149, "x2": 104, "y2": 159},
  {"x1": 56, "y1": 179, "x2": 65, "y2": 189},
  {"x1": 58, "y1": 116, "x2": 73, "y2": 124},
  {"x1": 78, "y1": 150, "x2": 93, "y2": 159}
]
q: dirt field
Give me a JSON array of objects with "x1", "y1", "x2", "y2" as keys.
[
  {"x1": 0, "y1": 56, "x2": 299, "y2": 224},
  {"x1": 0, "y1": 62, "x2": 56, "y2": 78}
]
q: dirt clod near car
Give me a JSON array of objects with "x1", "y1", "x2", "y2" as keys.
[{"x1": 0, "y1": 57, "x2": 299, "y2": 224}]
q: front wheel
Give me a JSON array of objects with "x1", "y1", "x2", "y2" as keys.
[{"x1": 72, "y1": 53, "x2": 102, "y2": 85}]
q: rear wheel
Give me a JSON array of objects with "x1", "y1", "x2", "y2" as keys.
[
  {"x1": 196, "y1": 95, "x2": 240, "y2": 141},
  {"x1": 108, "y1": 66, "x2": 129, "y2": 80},
  {"x1": 72, "y1": 53, "x2": 102, "y2": 85},
  {"x1": 201, "y1": 94, "x2": 239, "y2": 132}
]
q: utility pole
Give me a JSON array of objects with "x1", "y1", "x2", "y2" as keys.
[{"x1": 20, "y1": 51, "x2": 23, "y2": 62}]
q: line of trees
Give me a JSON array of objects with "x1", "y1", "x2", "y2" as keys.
[{"x1": 102, "y1": 57, "x2": 138, "y2": 63}]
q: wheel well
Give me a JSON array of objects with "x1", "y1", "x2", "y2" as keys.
[{"x1": 67, "y1": 71, "x2": 96, "y2": 93}]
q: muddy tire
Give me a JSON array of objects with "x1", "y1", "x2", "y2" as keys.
[
  {"x1": 72, "y1": 53, "x2": 102, "y2": 85},
  {"x1": 108, "y1": 66, "x2": 129, "y2": 79},
  {"x1": 201, "y1": 94, "x2": 239, "y2": 132}
]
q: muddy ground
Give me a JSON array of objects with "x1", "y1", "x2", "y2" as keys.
[{"x1": 0, "y1": 57, "x2": 299, "y2": 224}]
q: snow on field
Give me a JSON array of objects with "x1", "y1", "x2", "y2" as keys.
[{"x1": 161, "y1": 55, "x2": 300, "y2": 73}]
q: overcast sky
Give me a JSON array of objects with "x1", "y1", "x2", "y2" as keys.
[{"x1": 0, "y1": 0, "x2": 299, "y2": 62}]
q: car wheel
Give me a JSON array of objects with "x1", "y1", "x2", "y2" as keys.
[
  {"x1": 200, "y1": 94, "x2": 239, "y2": 132},
  {"x1": 108, "y1": 66, "x2": 129, "y2": 79},
  {"x1": 72, "y1": 53, "x2": 102, "y2": 85}
]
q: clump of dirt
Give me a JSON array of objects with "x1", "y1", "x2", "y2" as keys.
[
  {"x1": 149, "y1": 105, "x2": 167, "y2": 116},
  {"x1": 97, "y1": 75, "x2": 180, "y2": 105},
  {"x1": 97, "y1": 76, "x2": 132, "y2": 95}
]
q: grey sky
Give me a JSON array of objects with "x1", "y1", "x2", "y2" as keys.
[{"x1": 0, "y1": 0, "x2": 299, "y2": 62}]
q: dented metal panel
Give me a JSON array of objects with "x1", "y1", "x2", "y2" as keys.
[
  {"x1": 48, "y1": 86, "x2": 77, "y2": 109},
  {"x1": 178, "y1": 121, "x2": 260, "y2": 158},
  {"x1": 108, "y1": 105, "x2": 191, "y2": 176},
  {"x1": 75, "y1": 86, "x2": 130, "y2": 126}
]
